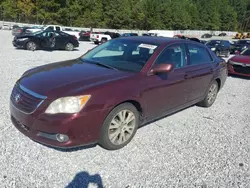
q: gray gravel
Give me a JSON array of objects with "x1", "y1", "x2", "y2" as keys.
[{"x1": 0, "y1": 30, "x2": 250, "y2": 188}]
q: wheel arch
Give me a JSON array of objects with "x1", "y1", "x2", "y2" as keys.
[
  {"x1": 103, "y1": 98, "x2": 145, "y2": 125},
  {"x1": 215, "y1": 78, "x2": 221, "y2": 91}
]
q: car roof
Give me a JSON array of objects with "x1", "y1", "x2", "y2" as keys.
[{"x1": 117, "y1": 36, "x2": 197, "y2": 45}]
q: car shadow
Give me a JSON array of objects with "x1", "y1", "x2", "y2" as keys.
[
  {"x1": 14, "y1": 48, "x2": 79, "y2": 52},
  {"x1": 66, "y1": 171, "x2": 103, "y2": 188},
  {"x1": 228, "y1": 74, "x2": 250, "y2": 80}
]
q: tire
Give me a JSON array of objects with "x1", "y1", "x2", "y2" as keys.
[
  {"x1": 26, "y1": 41, "x2": 37, "y2": 51},
  {"x1": 99, "y1": 103, "x2": 139, "y2": 150},
  {"x1": 65, "y1": 42, "x2": 74, "y2": 51},
  {"x1": 101, "y1": 38, "x2": 107, "y2": 44},
  {"x1": 197, "y1": 81, "x2": 219, "y2": 107}
]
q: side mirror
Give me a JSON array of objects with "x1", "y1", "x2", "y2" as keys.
[{"x1": 149, "y1": 64, "x2": 174, "y2": 75}]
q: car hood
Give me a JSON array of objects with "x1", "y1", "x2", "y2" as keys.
[
  {"x1": 230, "y1": 55, "x2": 250, "y2": 64},
  {"x1": 18, "y1": 59, "x2": 134, "y2": 98}
]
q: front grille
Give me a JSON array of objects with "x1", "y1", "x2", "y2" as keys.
[
  {"x1": 233, "y1": 65, "x2": 250, "y2": 74},
  {"x1": 10, "y1": 84, "x2": 45, "y2": 113}
]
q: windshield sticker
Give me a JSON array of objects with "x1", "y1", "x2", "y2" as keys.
[{"x1": 138, "y1": 44, "x2": 157, "y2": 49}]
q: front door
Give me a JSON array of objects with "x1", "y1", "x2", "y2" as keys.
[{"x1": 142, "y1": 43, "x2": 190, "y2": 119}]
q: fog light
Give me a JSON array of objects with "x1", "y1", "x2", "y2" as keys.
[{"x1": 56, "y1": 134, "x2": 69, "y2": 142}]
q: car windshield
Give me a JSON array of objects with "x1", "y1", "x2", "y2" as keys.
[
  {"x1": 80, "y1": 39, "x2": 159, "y2": 72},
  {"x1": 205, "y1": 40, "x2": 221, "y2": 46},
  {"x1": 240, "y1": 48, "x2": 250, "y2": 56}
]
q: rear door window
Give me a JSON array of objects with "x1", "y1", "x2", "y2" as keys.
[{"x1": 187, "y1": 44, "x2": 213, "y2": 65}]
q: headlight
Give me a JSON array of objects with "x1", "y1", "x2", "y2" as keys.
[
  {"x1": 211, "y1": 48, "x2": 216, "y2": 51},
  {"x1": 17, "y1": 38, "x2": 28, "y2": 41},
  {"x1": 45, "y1": 95, "x2": 91, "y2": 114}
]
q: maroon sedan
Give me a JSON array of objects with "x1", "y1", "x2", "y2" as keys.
[
  {"x1": 228, "y1": 48, "x2": 250, "y2": 77},
  {"x1": 10, "y1": 37, "x2": 227, "y2": 150}
]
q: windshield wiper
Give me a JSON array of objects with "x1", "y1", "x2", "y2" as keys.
[{"x1": 95, "y1": 62, "x2": 118, "y2": 70}]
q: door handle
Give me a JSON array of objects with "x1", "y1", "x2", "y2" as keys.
[{"x1": 184, "y1": 74, "x2": 188, "y2": 79}]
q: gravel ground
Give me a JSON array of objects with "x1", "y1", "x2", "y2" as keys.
[{"x1": 0, "y1": 30, "x2": 250, "y2": 188}]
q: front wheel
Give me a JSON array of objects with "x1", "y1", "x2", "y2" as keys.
[
  {"x1": 99, "y1": 103, "x2": 139, "y2": 150},
  {"x1": 197, "y1": 81, "x2": 219, "y2": 107},
  {"x1": 65, "y1": 42, "x2": 74, "y2": 51},
  {"x1": 26, "y1": 41, "x2": 37, "y2": 51}
]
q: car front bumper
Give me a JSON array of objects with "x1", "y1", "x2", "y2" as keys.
[
  {"x1": 12, "y1": 40, "x2": 25, "y2": 48},
  {"x1": 10, "y1": 100, "x2": 111, "y2": 149},
  {"x1": 227, "y1": 63, "x2": 250, "y2": 77}
]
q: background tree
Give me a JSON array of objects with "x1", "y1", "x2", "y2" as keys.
[{"x1": 1, "y1": 0, "x2": 250, "y2": 31}]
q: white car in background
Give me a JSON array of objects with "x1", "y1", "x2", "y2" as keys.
[
  {"x1": 91, "y1": 31, "x2": 120, "y2": 44},
  {"x1": 1, "y1": 24, "x2": 11, "y2": 30},
  {"x1": 148, "y1": 30, "x2": 175, "y2": 38},
  {"x1": 27, "y1": 25, "x2": 81, "y2": 40}
]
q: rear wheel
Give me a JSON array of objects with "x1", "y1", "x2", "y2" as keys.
[
  {"x1": 101, "y1": 38, "x2": 107, "y2": 44},
  {"x1": 99, "y1": 103, "x2": 139, "y2": 150},
  {"x1": 197, "y1": 81, "x2": 219, "y2": 107},
  {"x1": 65, "y1": 42, "x2": 74, "y2": 51},
  {"x1": 26, "y1": 41, "x2": 37, "y2": 51}
]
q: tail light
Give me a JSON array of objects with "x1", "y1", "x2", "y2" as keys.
[
  {"x1": 97, "y1": 35, "x2": 99, "y2": 38},
  {"x1": 18, "y1": 29, "x2": 22, "y2": 32},
  {"x1": 73, "y1": 36, "x2": 77, "y2": 40}
]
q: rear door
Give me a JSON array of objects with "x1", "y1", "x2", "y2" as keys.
[{"x1": 184, "y1": 43, "x2": 214, "y2": 102}]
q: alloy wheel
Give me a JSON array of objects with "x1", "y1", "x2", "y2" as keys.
[
  {"x1": 27, "y1": 42, "x2": 36, "y2": 51},
  {"x1": 207, "y1": 83, "x2": 218, "y2": 105},
  {"x1": 65, "y1": 43, "x2": 74, "y2": 51},
  {"x1": 108, "y1": 110, "x2": 136, "y2": 145}
]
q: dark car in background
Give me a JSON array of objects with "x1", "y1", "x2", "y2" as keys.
[
  {"x1": 201, "y1": 33, "x2": 212, "y2": 38},
  {"x1": 121, "y1": 33, "x2": 138, "y2": 37},
  {"x1": 79, "y1": 31, "x2": 91, "y2": 41},
  {"x1": 218, "y1": 33, "x2": 227, "y2": 37},
  {"x1": 12, "y1": 25, "x2": 19, "y2": 29},
  {"x1": 228, "y1": 48, "x2": 250, "y2": 77},
  {"x1": 205, "y1": 40, "x2": 231, "y2": 57},
  {"x1": 10, "y1": 37, "x2": 227, "y2": 150},
  {"x1": 230, "y1": 40, "x2": 250, "y2": 54},
  {"x1": 12, "y1": 30, "x2": 79, "y2": 51},
  {"x1": 12, "y1": 26, "x2": 32, "y2": 36}
]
